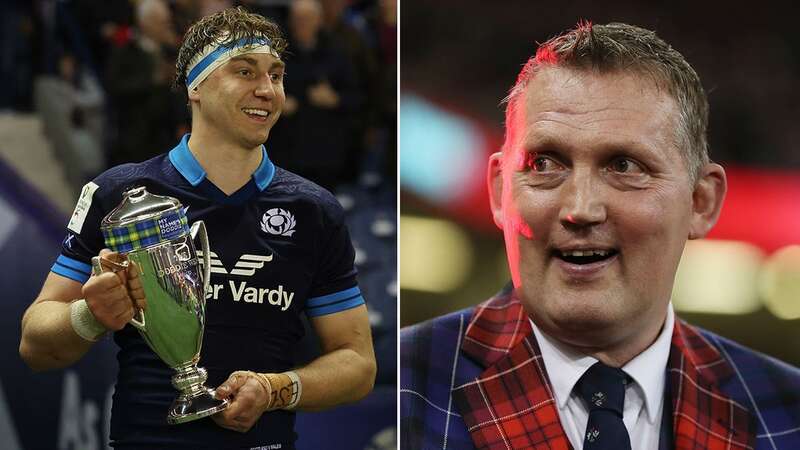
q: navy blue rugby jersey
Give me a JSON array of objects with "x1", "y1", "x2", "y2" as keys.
[{"x1": 51, "y1": 134, "x2": 365, "y2": 449}]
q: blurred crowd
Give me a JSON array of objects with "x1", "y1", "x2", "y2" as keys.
[
  {"x1": 1, "y1": 0, "x2": 397, "y2": 386},
  {"x1": 3, "y1": 0, "x2": 396, "y2": 194}
]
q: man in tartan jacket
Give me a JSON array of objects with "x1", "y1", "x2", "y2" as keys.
[{"x1": 401, "y1": 22, "x2": 800, "y2": 450}]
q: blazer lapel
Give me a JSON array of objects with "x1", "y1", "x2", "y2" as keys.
[
  {"x1": 668, "y1": 320, "x2": 756, "y2": 450},
  {"x1": 450, "y1": 289, "x2": 756, "y2": 450},
  {"x1": 452, "y1": 290, "x2": 572, "y2": 450}
]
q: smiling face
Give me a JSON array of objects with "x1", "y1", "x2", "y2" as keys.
[
  {"x1": 189, "y1": 52, "x2": 286, "y2": 150},
  {"x1": 489, "y1": 67, "x2": 725, "y2": 357}
]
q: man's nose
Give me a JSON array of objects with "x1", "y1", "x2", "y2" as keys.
[
  {"x1": 255, "y1": 75, "x2": 275, "y2": 98},
  {"x1": 558, "y1": 169, "x2": 607, "y2": 229}
]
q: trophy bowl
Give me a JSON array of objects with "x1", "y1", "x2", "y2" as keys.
[{"x1": 95, "y1": 186, "x2": 228, "y2": 424}]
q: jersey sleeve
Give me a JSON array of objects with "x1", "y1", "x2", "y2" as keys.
[
  {"x1": 305, "y1": 203, "x2": 364, "y2": 318},
  {"x1": 50, "y1": 181, "x2": 107, "y2": 284}
]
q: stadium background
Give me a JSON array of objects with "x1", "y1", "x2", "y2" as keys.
[
  {"x1": 0, "y1": 0, "x2": 396, "y2": 448},
  {"x1": 400, "y1": 0, "x2": 800, "y2": 372}
]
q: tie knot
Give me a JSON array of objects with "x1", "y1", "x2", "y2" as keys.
[{"x1": 576, "y1": 361, "x2": 628, "y2": 416}]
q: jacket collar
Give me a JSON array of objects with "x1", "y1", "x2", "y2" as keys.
[{"x1": 452, "y1": 287, "x2": 755, "y2": 450}]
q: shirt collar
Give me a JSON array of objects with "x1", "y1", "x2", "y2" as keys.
[
  {"x1": 623, "y1": 303, "x2": 674, "y2": 422},
  {"x1": 168, "y1": 134, "x2": 275, "y2": 191},
  {"x1": 531, "y1": 303, "x2": 675, "y2": 423}
]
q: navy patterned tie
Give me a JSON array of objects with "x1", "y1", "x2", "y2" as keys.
[{"x1": 576, "y1": 361, "x2": 632, "y2": 450}]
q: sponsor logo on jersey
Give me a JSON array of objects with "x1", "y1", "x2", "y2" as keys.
[
  {"x1": 198, "y1": 251, "x2": 293, "y2": 311},
  {"x1": 197, "y1": 252, "x2": 273, "y2": 276},
  {"x1": 260, "y1": 208, "x2": 296, "y2": 237},
  {"x1": 67, "y1": 182, "x2": 99, "y2": 234},
  {"x1": 205, "y1": 281, "x2": 294, "y2": 310}
]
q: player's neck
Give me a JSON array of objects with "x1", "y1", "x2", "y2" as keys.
[{"x1": 187, "y1": 131, "x2": 262, "y2": 195}]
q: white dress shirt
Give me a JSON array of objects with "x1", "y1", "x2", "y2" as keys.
[{"x1": 530, "y1": 304, "x2": 675, "y2": 450}]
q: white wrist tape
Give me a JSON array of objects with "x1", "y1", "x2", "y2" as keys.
[
  {"x1": 284, "y1": 370, "x2": 302, "y2": 410},
  {"x1": 70, "y1": 299, "x2": 107, "y2": 342}
]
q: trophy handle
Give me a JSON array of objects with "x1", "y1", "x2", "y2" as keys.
[
  {"x1": 190, "y1": 221, "x2": 211, "y2": 293},
  {"x1": 129, "y1": 299, "x2": 146, "y2": 329},
  {"x1": 91, "y1": 254, "x2": 147, "y2": 330}
]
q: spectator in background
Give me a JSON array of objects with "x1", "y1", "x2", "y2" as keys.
[
  {"x1": 336, "y1": 0, "x2": 396, "y2": 188},
  {"x1": 1, "y1": 1, "x2": 37, "y2": 111},
  {"x1": 268, "y1": 0, "x2": 362, "y2": 191},
  {"x1": 321, "y1": 0, "x2": 380, "y2": 182},
  {"x1": 34, "y1": 52, "x2": 105, "y2": 190},
  {"x1": 70, "y1": 0, "x2": 135, "y2": 76},
  {"x1": 369, "y1": 0, "x2": 396, "y2": 186},
  {"x1": 172, "y1": 0, "x2": 203, "y2": 38},
  {"x1": 354, "y1": 0, "x2": 397, "y2": 186},
  {"x1": 106, "y1": 0, "x2": 187, "y2": 167},
  {"x1": 236, "y1": 0, "x2": 290, "y2": 32}
]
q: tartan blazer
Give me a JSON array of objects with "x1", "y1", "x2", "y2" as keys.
[{"x1": 401, "y1": 286, "x2": 800, "y2": 449}]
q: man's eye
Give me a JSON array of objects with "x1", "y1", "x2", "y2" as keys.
[
  {"x1": 270, "y1": 72, "x2": 284, "y2": 82},
  {"x1": 609, "y1": 157, "x2": 644, "y2": 174},
  {"x1": 238, "y1": 69, "x2": 252, "y2": 76},
  {"x1": 527, "y1": 155, "x2": 560, "y2": 172}
]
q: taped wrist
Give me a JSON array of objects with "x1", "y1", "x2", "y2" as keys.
[
  {"x1": 248, "y1": 371, "x2": 274, "y2": 412},
  {"x1": 261, "y1": 371, "x2": 302, "y2": 411},
  {"x1": 70, "y1": 299, "x2": 107, "y2": 342}
]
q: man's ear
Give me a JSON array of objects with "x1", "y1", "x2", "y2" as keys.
[
  {"x1": 187, "y1": 86, "x2": 200, "y2": 102},
  {"x1": 487, "y1": 152, "x2": 505, "y2": 230},
  {"x1": 688, "y1": 163, "x2": 727, "y2": 239}
]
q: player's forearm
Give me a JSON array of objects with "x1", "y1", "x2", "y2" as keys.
[
  {"x1": 19, "y1": 300, "x2": 94, "y2": 371},
  {"x1": 291, "y1": 346, "x2": 377, "y2": 411}
]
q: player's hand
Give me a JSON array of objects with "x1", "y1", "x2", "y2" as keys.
[
  {"x1": 212, "y1": 371, "x2": 271, "y2": 433},
  {"x1": 81, "y1": 249, "x2": 146, "y2": 331}
]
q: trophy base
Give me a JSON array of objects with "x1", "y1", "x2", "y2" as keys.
[{"x1": 167, "y1": 387, "x2": 229, "y2": 425}]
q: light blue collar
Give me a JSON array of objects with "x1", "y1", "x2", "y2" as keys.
[{"x1": 168, "y1": 134, "x2": 275, "y2": 191}]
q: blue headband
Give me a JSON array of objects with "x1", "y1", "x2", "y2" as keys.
[{"x1": 185, "y1": 36, "x2": 276, "y2": 90}]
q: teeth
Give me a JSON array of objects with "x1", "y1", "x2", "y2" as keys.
[
  {"x1": 561, "y1": 249, "x2": 610, "y2": 257},
  {"x1": 243, "y1": 108, "x2": 269, "y2": 117}
]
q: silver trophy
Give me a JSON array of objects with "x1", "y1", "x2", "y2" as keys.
[{"x1": 92, "y1": 186, "x2": 228, "y2": 424}]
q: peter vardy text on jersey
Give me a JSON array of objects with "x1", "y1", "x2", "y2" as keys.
[{"x1": 206, "y1": 281, "x2": 294, "y2": 311}]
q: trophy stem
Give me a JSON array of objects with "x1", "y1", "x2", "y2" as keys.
[
  {"x1": 167, "y1": 362, "x2": 229, "y2": 424},
  {"x1": 172, "y1": 361, "x2": 207, "y2": 394}
]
